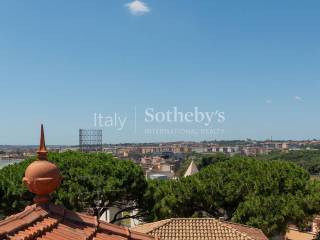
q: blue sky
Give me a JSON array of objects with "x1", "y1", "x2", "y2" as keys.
[{"x1": 0, "y1": 0, "x2": 319, "y2": 145}]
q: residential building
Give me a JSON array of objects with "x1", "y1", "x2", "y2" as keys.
[{"x1": 211, "y1": 146, "x2": 240, "y2": 155}]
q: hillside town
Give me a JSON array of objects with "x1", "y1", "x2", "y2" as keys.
[{"x1": 2, "y1": 139, "x2": 320, "y2": 159}]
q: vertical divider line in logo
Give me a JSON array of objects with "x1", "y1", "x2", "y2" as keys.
[{"x1": 134, "y1": 107, "x2": 137, "y2": 134}]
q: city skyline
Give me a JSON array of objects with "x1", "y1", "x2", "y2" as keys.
[{"x1": 0, "y1": 0, "x2": 319, "y2": 144}]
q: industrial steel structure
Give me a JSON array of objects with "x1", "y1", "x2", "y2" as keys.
[{"x1": 79, "y1": 129, "x2": 103, "y2": 152}]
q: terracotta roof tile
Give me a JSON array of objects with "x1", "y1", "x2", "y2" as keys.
[
  {"x1": 0, "y1": 203, "x2": 155, "y2": 240},
  {"x1": 132, "y1": 218, "x2": 268, "y2": 240}
]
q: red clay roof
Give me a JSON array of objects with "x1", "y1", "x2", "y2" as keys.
[
  {"x1": 0, "y1": 203, "x2": 155, "y2": 240},
  {"x1": 132, "y1": 218, "x2": 268, "y2": 240}
]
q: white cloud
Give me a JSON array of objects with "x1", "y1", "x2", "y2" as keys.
[
  {"x1": 125, "y1": 0, "x2": 150, "y2": 16},
  {"x1": 266, "y1": 100, "x2": 272, "y2": 104},
  {"x1": 294, "y1": 96, "x2": 302, "y2": 101}
]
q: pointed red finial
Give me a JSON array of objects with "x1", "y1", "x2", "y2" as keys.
[
  {"x1": 37, "y1": 124, "x2": 48, "y2": 160},
  {"x1": 23, "y1": 124, "x2": 62, "y2": 204}
]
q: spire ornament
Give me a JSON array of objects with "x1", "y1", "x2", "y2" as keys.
[
  {"x1": 37, "y1": 124, "x2": 48, "y2": 160},
  {"x1": 23, "y1": 125, "x2": 62, "y2": 204}
]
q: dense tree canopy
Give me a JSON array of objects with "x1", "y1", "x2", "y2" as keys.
[
  {"x1": 143, "y1": 156, "x2": 320, "y2": 237},
  {"x1": 258, "y1": 150, "x2": 320, "y2": 175},
  {"x1": 1, "y1": 152, "x2": 320, "y2": 237},
  {"x1": 0, "y1": 158, "x2": 33, "y2": 218},
  {"x1": 0, "y1": 151, "x2": 147, "y2": 222}
]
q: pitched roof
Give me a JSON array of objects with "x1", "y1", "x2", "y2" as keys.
[
  {"x1": 132, "y1": 218, "x2": 268, "y2": 240},
  {"x1": 183, "y1": 161, "x2": 199, "y2": 177},
  {"x1": 0, "y1": 203, "x2": 155, "y2": 240}
]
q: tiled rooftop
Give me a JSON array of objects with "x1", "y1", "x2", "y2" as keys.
[
  {"x1": 132, "y1": 218, "x2": 268, "y2": 240},
  {"x1": 0, "y1": 203, "x2": 155, "y2": 240}
]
